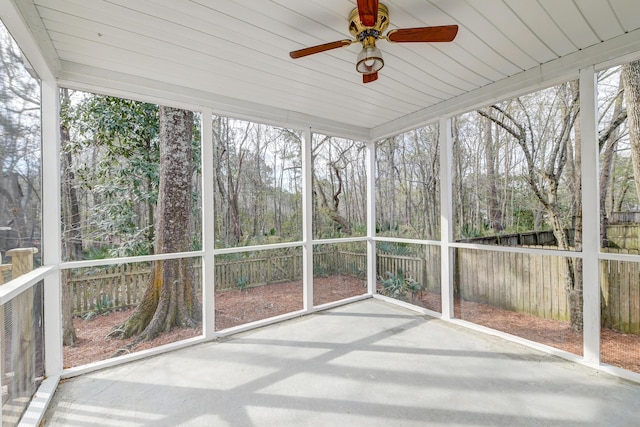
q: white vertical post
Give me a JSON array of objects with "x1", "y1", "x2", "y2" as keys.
[
  {"x1": 579, "y1": 66, "x2": 600, "y2": 365},
  {"x1": 302, "y1": 128, "x2": 314, "y2": 311},
  {"x1": 41, "y1": 78, "x2": 63, "y2": 376},
  {"x1": 0, "y1": 5, "x2": 62, "y2": 424},
  {"x1": 366, "y1": 139, "x2": 376, "y2": 295},
  {"x1": 201, "y1": 109, "x2": 216, "y2": 338},
  {"x1": 439, "y1": 117, "x2": 454, "y2": 319}
]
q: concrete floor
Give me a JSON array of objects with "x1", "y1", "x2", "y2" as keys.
[{"x1": 43, "y1": 299, "x2": 640, "y2": 426}]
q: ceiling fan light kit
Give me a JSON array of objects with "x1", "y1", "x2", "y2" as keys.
[
  {"x1": 356, "y1": 41, "x2": 384, "y2": 74},
  {"x1": 289, "y1": 0, "x2": 458, "y2": 84}
]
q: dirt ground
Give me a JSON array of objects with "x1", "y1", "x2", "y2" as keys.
[
  {"x1": 64, "y1": 275, "x2": 366, "y2": 367},
  {"x1": 64, "y1": 276, "x2": 640, "y2": 374}
]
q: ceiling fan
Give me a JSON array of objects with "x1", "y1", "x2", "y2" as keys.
[{"x1": 289, "y1": 0, "x2": 458, "y2": 84}]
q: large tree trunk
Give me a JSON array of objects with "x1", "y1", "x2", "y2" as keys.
[
  {"x1": 111, "y1": 107, "x2": 201, "y2": 349},
  {"x1": 622, "y1": 60, "x2": 640, "y2": 200}
]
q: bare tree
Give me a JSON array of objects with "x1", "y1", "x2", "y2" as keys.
[
  {"x1": 213, "y1": 117, "x2": 247, "y2": 245},
  {"x1": 0, "y1": 26, "x2": 41, "y2": 253},
  {"x1": 598, "y1": 72, "x2": 627, "y2": 246},
  {"x1": 376, "y1": 125, "x2": 440, "y2": 239},
  {"x1": 312, "y1": 136, "x2": 364, "y2": 237},
  {"x1": 481, "y1": 108, "x2": 504, "y2": 232},
  {"x1": 478, "y1": 82, "x2": 583, "y2": 330}
]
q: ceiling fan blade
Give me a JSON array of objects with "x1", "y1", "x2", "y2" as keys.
[
  {"x1": 363, "y1": 72, "x2": 378, "y2": 84},
  {"x1": 357, "y1": 0, "x2": 378, "y2": 27},
  {"x1": 289, "y1": 39, "x2": 353, "y2": 59},
  {"x1": 387, "y1": 25, "x2": 459, "y2": 43}
]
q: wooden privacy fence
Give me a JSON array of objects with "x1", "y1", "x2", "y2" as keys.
[
  {"x1": 377, "y1": 246, "x2": 441, "y2": 292},
  {"x1": 314, "y1": 250, "x2": 366, "y2": 278},
  {"x1": 455, "y1": 247, "x2": 640, "y2": 333},
  {"x1": 66, "y1": 247, "x2": 640, "y2": 334},
  {"x1": 455, "y1": 248, "x2": 570, "y2": 321},
  {"x1": 67, "y1": 255, "x2": 300, "y2": 315},
  {"x1": 607, "y1": 224, "x2": 640, "y2": 250},
  {"x1": 601, "y1": 248, "x2": 640, "y2": 334},
  {"x1": 68, "y1": 249, "x2": 440, "y2": 316},
  {"x1": 458, "y1": 229, "x2": 575, "y2": 247},
  {"x1": 67, "y1": 263, "x2": 152, "y2": 316},
  {"x1": 214, "y1": 254, "x2": 302, "y2": 290},
  {"x1": 610, "y1": 212, "x2": 640, "y2": 224}
]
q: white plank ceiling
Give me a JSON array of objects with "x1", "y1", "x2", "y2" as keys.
[{"x1": 10, "y1": 0, "x2": 640, "y2": 139}]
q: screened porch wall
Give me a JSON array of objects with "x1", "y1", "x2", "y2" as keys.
[{"x1": 3, "y1": 4, "x2": 640, "y2": 424}]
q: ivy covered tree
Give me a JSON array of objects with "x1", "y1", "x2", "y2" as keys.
[
  {"x1": 61, "y1": 91, "x2": 203, "y2": 347},
  {"x1": 110, "y1": 106, "x2": 201, "y2": 347},
  {"x1": 61, "y1": 93, "x2": 160, "y2": 258}
]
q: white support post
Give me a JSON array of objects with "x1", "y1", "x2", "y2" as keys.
[
  {"x1": 0, "y1": 5, "x2": 62, "y2": 424},
  {"x1": 579, "y1": 66, "x2": 600, "y2": 365},
  {"x1": 439, "y1": 117, "x2": 454, "y2": 319},
  {"x1": 302, "y1": 128, "x2": 314, "y2": 311},
  {"x1": 201, "y1": 109, "x2": 216, "y2": 338},
  {"x1": 366, "y1": 139, "x2": 377, "y2": 295},
  {"x1": 41, "y1": 78, "x2": 63, "y2": 377}
]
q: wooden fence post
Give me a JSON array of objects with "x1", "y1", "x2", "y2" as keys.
[
  {"x1": 6, "y1": 248, "x2": 38, "y2": 279},
  {"x1": 0, "y1": 265, "x2": 12, "y2": 286}
]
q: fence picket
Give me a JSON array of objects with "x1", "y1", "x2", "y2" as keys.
[
  {"x1": 621, "y1": 260, "x2": 631, "y2": 332},
  {"x1": 507, "y1": 251, "x2": 514, "y2": 308},
  {"x1": 630, "y1": 261, "x2": 640, "y2": 334},
  {"x1": 550, "y1": 255, "x2": 559, "y2": 319},
  {"x1": 612, "y1": 258, "x2": 621, "y2": 330},
  {"x1": 516, "y1": 253, "x2": 523, "y2": 311}
]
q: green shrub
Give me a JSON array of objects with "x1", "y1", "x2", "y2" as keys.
[{"x1": 380, "y1": 268, "x2": 422, "y2": 302}]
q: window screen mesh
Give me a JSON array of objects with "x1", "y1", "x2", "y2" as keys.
[{"x1": 1, "y1": 281, "x2": 44, "y2": 427}]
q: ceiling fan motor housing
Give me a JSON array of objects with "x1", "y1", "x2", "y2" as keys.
[{"x1": 348, "y1": 4, "x2": 389, "y2": 38}]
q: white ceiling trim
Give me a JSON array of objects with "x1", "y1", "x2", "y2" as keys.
[
  {"x1": 2, "y1": 0, "x2": 58, "y2": 81},
  {"x1": 57, "y1": 61, "x2": 371, "y2": 141},
  {"x1": 371, "y1": 27, "x2": 640, "y2": 141}
]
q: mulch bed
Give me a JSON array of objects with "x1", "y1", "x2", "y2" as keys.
[
  {"x1": 65, "y1": 276, "x2": 640, "y2": 375},
  {"x1": 215, "y1": 275, "x2": 367, "y2": 330},
  {"x1": 453, "y1": 299, "x2": 640, "y2": 373}
]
